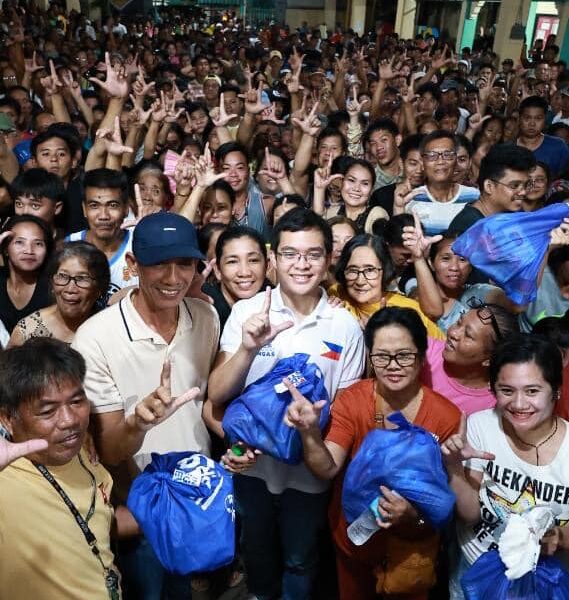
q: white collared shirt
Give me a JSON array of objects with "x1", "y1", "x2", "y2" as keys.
[{"x1": 220, "y1": 285, "x2": 365, "y2": 494}]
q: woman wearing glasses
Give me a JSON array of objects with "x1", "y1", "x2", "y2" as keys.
[
  {"x1": 8, "y1": 242, "x2": 109, "y2": 346},
  {"x1": 443, "y1": 335, "x2": 569, "y2": 600},
  {"x1": 328, "y1": 233, "x2": 444, "y2": 338},
  {"x1": 522, "y1": 162, "x2": 551, "y2": 212},
  {"x1": 285, "y1": 307, "x2": 461, "y2": 599}
]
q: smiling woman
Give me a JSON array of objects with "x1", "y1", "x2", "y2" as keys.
[{"x1": 443, "y1": 335, "x2": 569, "y2": 600}]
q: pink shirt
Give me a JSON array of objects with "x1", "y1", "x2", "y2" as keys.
[{"x1": 420, "y1": 338, "x2": 496, "y2": 416}]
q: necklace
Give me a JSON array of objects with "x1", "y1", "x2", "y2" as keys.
[{"x1": 509, "y1": 417, "x2": 558, "y2": 466}]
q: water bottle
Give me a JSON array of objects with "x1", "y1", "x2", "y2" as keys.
[{"x1": 347, "y1": 496, "x2": 381, "y2": 546}]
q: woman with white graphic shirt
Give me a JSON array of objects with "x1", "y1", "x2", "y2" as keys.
[{"x1": 442, "y1": 334, "x2": 569, "y2": 599}]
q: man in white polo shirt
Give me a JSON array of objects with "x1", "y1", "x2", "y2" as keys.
[
  {"x1": 72, "y1": 211, "x2": 220, "y2": 599},
  {"x1": 208, "y1": 207, "x2": 365, "y2": 600}
]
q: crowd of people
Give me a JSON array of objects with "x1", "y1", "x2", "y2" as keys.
[{"x1": 1, "y1": 1, "x2": 569, "y2": 599}]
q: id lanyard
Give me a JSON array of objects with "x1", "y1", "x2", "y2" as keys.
[{"x1": 33, "y1": 455, "x2": 121, "y2": 600}]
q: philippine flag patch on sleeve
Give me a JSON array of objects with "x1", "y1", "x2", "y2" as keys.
[{"x1": 320, "y1": 341, "x2": 343, "y2": 361}]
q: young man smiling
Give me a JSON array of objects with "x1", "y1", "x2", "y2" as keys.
[{"x1": 209, "y1": 208, "x2": 365, "y2": 600}]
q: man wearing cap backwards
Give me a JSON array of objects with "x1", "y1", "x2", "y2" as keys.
[{"x1": 72, "y1": 211, "x2": 220, "y2": 598}]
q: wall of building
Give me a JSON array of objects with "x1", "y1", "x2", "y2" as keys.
[{"x1": 285, "y1": 8, "x2": 325, "y2": 29}]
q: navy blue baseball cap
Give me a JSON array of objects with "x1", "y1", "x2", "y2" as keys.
[{"x1": 132, "y1": 212, "x2": 205, "y2": 266}]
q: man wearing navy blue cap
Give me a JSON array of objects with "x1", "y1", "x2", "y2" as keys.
[{"x1": 72, "y1": 211, "x2": 220, "y2": 598}]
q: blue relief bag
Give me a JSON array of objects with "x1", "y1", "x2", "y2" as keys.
[
  {"x1": 452, "y1": 203, "x2": 569, "y2": 305},
  {"x1": 222, "y1": 353, "x2": 330, "y2": 465},
  {"x1": 127, "y1": 452, "x2": 236, "y2": 575},
  {"x1": 342, "y1": 412, "x2": 455, "y2": 528},
  {"x1": 461, "y1": 550, "x2": 569, "y2": 599}
]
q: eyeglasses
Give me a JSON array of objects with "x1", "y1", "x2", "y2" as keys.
[
  {"x1": 467, "y1": 297, "x2": 502, "y2": 340},
  {"x1": 369, "y1": 351, "x2": 419, "y2": 368},
  {"x1": 53, "y1": 272, "x2": 95, "y2": 289},
  {"x1": 344, "y1": 266, "x2": 383, "y2": 281},
  {"x1": 276, "y1": 250, "x2": 326, "y2": 264},
  {"x1": 490, "y1": 179, "x2": 531, "y2": 192},
  {"x1": 527, "y1": 177, "x2": 547, "y2": 187},
  {"x1": 422, "y1": 150, "x2": 457, "y2": 163}
]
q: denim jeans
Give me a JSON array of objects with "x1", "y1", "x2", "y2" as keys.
[
  {"x1": 116, "y1": 536, "x2": 191, "y2": 600},
  {"x1": 234, "y1": 474, "x2": 328, "y2": 600}
]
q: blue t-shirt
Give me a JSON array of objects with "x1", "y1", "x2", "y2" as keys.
[{"x1": 532, "y1": 134, "x2": 569, "y2": 179}]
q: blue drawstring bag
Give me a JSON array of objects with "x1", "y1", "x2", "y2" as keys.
[
  {"x1": 127, "y1": 452, "x2": 236, "y2": 575},
  {"x1": 342, "y1": 412, "x2": 455, "y2": 528},
  {"x1": 452, "y1": 203, "x2": 569, "y2": 305},
  {"x1": 222, "y1": 353, "x2": 330, "y2": 465},
  {"x1": 461, "y1": 550, "x2": 569, "y2": 599}
]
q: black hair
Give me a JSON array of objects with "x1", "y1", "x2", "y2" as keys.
[
  {"x1": 489, "y1": 334, "x2": 562, "y2": 396},
  {"x1": 548, "y1": 122, "x2": 569, "y2": 137},
  {"x1": 256, "y1": 146, "x2": 291, "y2": 177},
  {"x1": 328, "y1": 215, "x2": 358, "y2": 235},
  {"x1": 478, "y1": 143, "x2": 536, "y2": 190},
  {"x1": 219, "y1": 83, "x2": 241, "y2": 97},
  {"x1": 0, "y1": 338, "x2": 86, "y2": 417},
  {"x1": 270, "y1": 194, "x2": 306, "y2": 225},
  {"x1": 30, "y1": 128, "x2": 80, "y2": 159},
  {"x1": 327, "y1": 110, "x2": 350, "y2": 129},
  {"x1": 362, "y1": 118, "x2": 400, "y2": 147},
  {"x1": 9, "y1": 168, "x2": 65, "y2": 204},
  {"x1": 434, "y1": 105, "x2": 460, "y2": 125},
  {"x1": 316, "y1": 127, "x2": 348, "y2": 153},
  {"x1": 341, "y1": 157, "x2": 376, "y2": 187},
  {"x1": 47, "y1": 241, "x2": 110, "y2": 302},
  {"x1": 531, "y1": 160, "x2": 552, "y2": 184},
  {"x1": 1, "y1": 214, "x2": 55, "y2": 267},
  {"x1": 532, "y1": 317, "x2": 569, "y2": 350},
  {"x1": 548, "y1": 246, "x2": 569, "y2": 286},
  {"x1": 198, "y1": 222, "x2": 228, "y2": 256},
  {"x1": 364, "y1": 306, "x2": 428, "y2": 358},
  {"x1": 0, "y1": 97, "x2": 21, "y2": 118},
  {"x1": 204, "y1": 179, "x2": 236, "y2": 205},
  {"x1": 186, "y1": 101, "x2": 209, "y2": 117},
  {"x1": 215, "y1": 141, "x2": 249, "y2": 164},
  {"x1": 454, "y1": 134, "x2": 474, "y2": 156},
  {"x1": 83, "y1": 168, "x2": 129, "y2": 204},
  {"x1": 214, "y1": 225, "x2": 267, "y2": 264},
  {"x1": 468, "y1": 303, "x2": 520, "y2": 347},
  {"x1": 335, "y1": 233, "x2": 395, "y2": 291},
  {"x1": 378, "y1": 214, "x2": 417, "y2": 246},
  {"x1": 429, "y1": 231, "x2": 462, "y2": 262},
  {"x1": 399, "y1": 133, "x2": 425, "y2": 160},
  {"x1": 519, "y1": 95, "x2": 548, "y2": 116},
  {"x1": 419, "y1": 129, "x2": 458, "y2": 153},
  {"x1": 416, "y1": 82, "x2": 441, "y2": 103},
  {"x1": 272, "y1": 207, "x2": 332, "y2": 255}
]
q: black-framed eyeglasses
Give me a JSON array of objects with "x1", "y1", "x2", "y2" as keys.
[
  {"x1": 422, "y1": 150, "x2": 457, "y2": 163},
  {"x1": 490, "y1": 179, "x2": 531, "y2": 192},
  {"x1": 53, "y1": 272, "x2": 95, "y2": 289},
  {"x1": 369, "y1": 351, "x2": 419, "y2": 368},
  {"x1": 466, "y1": 297, "x2": 502, "y2": 340},
  {"x1": 344, "y1": 266, "x2": 383, "y2": 282}
]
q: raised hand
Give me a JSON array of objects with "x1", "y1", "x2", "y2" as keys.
[
  {"x1": 240, "y1": 82, "x2": 267, "y2": 115},
  {"x1": 124, "y1": 53, "x2": 139, "y2": 77},
  {"x1": 24, "y1": 51, "x2": 43, "y2": 74},
  {"x1": 283, "y1": 378, "x2": 326, "y2": 431},
  {"x1": 284, "y1": 53, "x2": 304, "y2": 94},
  {"x1": 261, "y1": 102, "x2": 286, "y2": 125},
  {"x1": 401, "y1": 211, "x2": 442, "y2": 260},
  {"x1": 96, "y1": 116, "x2": 133, "y2": 157},
  {"x1": 346, "y1": 85, "x2": 363, "y2": 118},
  {"x1": 187, "y1": 259, "x2": 214, "y2": 304},
  {"x1": 314, "y1": 154, "x2": 343, "y2": 190},
  {"x1": 127, "y1": 104, "x2": 153, "y2": 128},
  {"x1": 441, "y1": 413, "x2": 496, "y2": 465},
  {"x1": 393, "y1": 185, "x2": 422, "y2": 215},
  {"x1": 89, "y1": 51, "x2": 129, "y2": 99},
  {"x1": 288, "y1": 46, "x2": 305, "y2": 74},
  {"x1": 173, "y1": 150, "x2": 196, "y2": 189},
  {"x1": 335, "y1": 48, "x2": 349, "y2": 75},
  {"x1": 130, "y1": 360, "x2": 200, "y2": 432},
  {"x1": 241, "y1": 287, "x2": 294, "y2": 352},
  {"x1": 40, "y1": 59, "x2": 64, "y2": 96},
  {"x1": 291, "y1": 98, "x2": 321, "y2": 137},
  {"x1": 378, "y1": 57, "x2": 400, "y2": 81},
  {"x1": 258, "y1": 147, "x2": 287, "y2": 183},
  {"x1": 61, "y1": 71, "x2": 83, "y2": 100},
  {"x1": 194, "y1": 144, "x2": 226, "y2": 188},
  {"x1": 121, "y1": 183, "x2": 158, "y2": 229},
  {"x1": 431, "y1": 45, "x2": 454, "y2": 71},
  {"x1": 210, "y1": 93, "x2": 238, "y2": 127},
  {"x1": 0, "y1": 436, "x2": 48, "y2": 471}
]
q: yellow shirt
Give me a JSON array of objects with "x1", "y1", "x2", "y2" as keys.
[
  {"x1": 0, "y1": 449, "x2": 118, "y2": 600},
  {"x1": 328, "y1": 284, "x2": 445, "y2": 340}
]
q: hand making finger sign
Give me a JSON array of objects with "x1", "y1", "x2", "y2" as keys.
[
  {"x1": 241, "y1": 287, "x2": 294, "y2": 352},
  {"x1": 402, "y1": 211, "x2": 442, "y2": 261},
  {"x1": 121, "y1": 183, "x2": 158, "y2": 229},
  {"x1": 131, "y1": 360, "x2": 201, "y2": 432},
  {"x1": 440, "y1": 413, "x2": 496, "y2": 465},
  {"x1": 314, "y1": 153, "x2": 343, "y2": 191},
  {"x1": 283, "y1": 378, "x2": 327, "y2": 431}
]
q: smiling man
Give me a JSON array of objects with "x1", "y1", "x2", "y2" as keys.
[
  {"x1": 72, "y1": 211, "x2": 219, "y2": 597},
  {"x1": 208, "y1": 208, "x2": 365, "y2": 600},
  {"x1": 66, "y1": 168, "x2": 136, "y2": 300},
  {"x1": 0, "y1": 338, "x2": 121, "y2": 600}
]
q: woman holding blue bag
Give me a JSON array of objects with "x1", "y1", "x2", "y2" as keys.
[
  {"x1": 441, "y1": 335, "x2": 569, "y2": 600},
  {"x1": 285, "y1": 307, "x2": 461, "y2": 599}
]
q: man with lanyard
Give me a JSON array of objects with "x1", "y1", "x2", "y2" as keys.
[
  {"x1": 209, "y1": 208, "x2": 365, "y2": 600},
  {"x1": 0, "y1": 338, "x2": 122, "y2": 599},
  {"x1": 72, "y1": 212, "x2": 220, "y2": 599}
]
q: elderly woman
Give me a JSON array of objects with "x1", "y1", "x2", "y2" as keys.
[
  {"x1": 442, "y1": 334, "x2": 569, "y2": 599},
  {"x1": 285, "y1": 307, "x2": 461, "y2": 599},
  {"x1": 9, "y1": 242, "x2": 109, "y2": 345}
]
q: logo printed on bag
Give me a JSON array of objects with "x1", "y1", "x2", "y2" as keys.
[
  {"x1": 173, "y1": 455, "x2": 218, "y2": 489},
  {"x1": 225, "y1": 494, "x2": 236, "y2": 522},
  {"x1": 320, "y1": 340, "x2": 343, "y2": 361}
]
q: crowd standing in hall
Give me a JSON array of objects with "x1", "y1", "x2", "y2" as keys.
[{"x1": 1, "y1": 2, "x2": 569, "y2": 599}]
